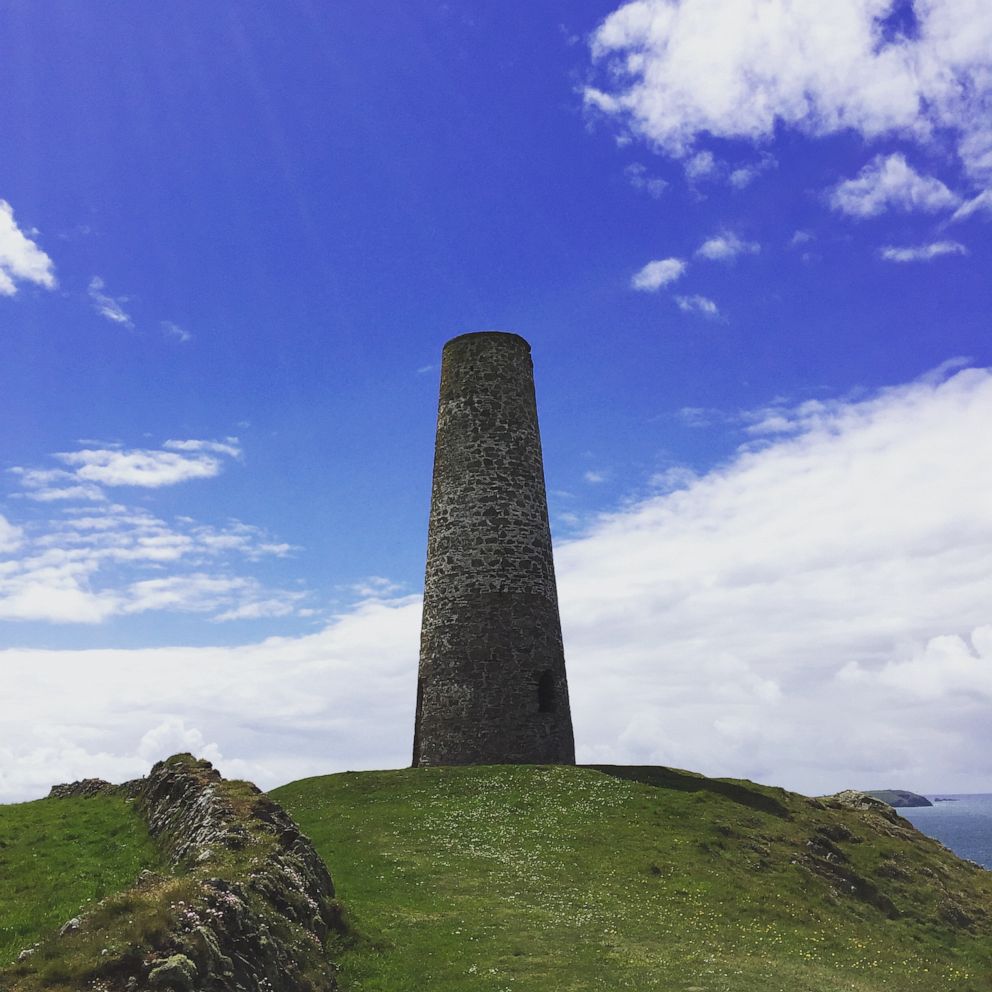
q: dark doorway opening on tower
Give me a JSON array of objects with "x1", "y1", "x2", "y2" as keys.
[
  {"x1": 412, "y1": 677, "x2": 425, "y2": 766},
  {"x1": 537, "y1": 670, "x2": 556, "y2": 713}
]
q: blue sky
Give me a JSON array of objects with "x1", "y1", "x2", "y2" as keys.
[{"x1": 2, "y1": 0, "x2": 991, "y2": 799}]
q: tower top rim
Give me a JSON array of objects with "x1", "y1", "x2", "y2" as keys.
[{"x1": 443, "y1": 330, "x2": 531, "y2": 352}]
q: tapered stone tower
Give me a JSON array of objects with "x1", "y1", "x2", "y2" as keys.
[{"x1": 412, "y1": 331, "x2": 575, "y2": 767}]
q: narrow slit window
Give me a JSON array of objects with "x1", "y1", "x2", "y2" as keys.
[{"x1": 537, "y1": 670, "x2": 556, "y2": 713}]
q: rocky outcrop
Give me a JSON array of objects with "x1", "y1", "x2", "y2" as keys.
[
  {"x1": 12, "y1": 754, "x2": 343, "y2": 992},
  {"x1": 47, "y1": 778, "x2": 117, "y2": 799},
  {"x1": 820, "y1": 789, "x2": 904, "y2": 823},
  {"x1": 135, "y1": 755, "x2": 343, "y2": 991},
  {"x1": 48, "y1": 777, "x2": 143, "y2": 800},
  {"x1": 136, "y1": 757, "x2": 251, "y2": 866}
]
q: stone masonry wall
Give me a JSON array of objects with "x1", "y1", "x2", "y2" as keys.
[{"x1": 414, "y1": 331, "x2": 575, "y2": 766}]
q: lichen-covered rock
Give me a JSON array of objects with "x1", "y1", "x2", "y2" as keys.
[
  {"x1": 134, "y1": 755, "x2": 342, "y2": 990},
  {"x1": 136, "y1": 756, "x2": 251, "y2": 866},
  {"x1": 20, "y1": 753, "x2": 343, "y2": 992},
  {"x1": 148, "y1": 953, "x2": 198, "y2": 990},
  {"x1": 48, "y1": 778, "x2": 116, "y2": 799}
]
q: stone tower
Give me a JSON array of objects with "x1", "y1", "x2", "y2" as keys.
[{"x1": 413, "y1": 331, "x2": 575, "y2": 766}]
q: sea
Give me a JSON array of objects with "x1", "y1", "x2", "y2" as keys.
[{"x1": 898, "y1": 794, "x2": 992, "y2": 870}]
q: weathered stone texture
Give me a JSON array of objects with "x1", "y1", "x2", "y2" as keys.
[
  {"x1": 32, "y1": 755, "x2": 342, "y2": 992},
  {"x1": 47, "y1": 778, "x2": 118, "y2": 799},
  {"x1": 414, "y1": 331, "x2": 575, "y2": 766}
]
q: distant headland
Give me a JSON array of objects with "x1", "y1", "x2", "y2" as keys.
[{"x1": 865, "y1": 789, "x2": 933, "y2": 808}]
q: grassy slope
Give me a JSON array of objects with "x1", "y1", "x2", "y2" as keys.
[
  {"x1": 0, "y1": 796, "x2": 163, "y2": 967},
  {"x1": 273, "y1": 764, "x2": 992, "y2": 992},
  {"x1": 2, "y1": 757, "x2": 338, "y2": 992}
]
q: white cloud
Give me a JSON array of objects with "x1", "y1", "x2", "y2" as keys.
[
  {"x1": 138, "y1": 717, "x2": 216, "y2": 764},
  {"x1": 88, "y1": 276, "x2": 133, "y2": 327},
  {"x1": 125, "y1": 574, "x2": 304, "y2": 621},
  {"x1": 1, "y1": 443, "x2": 298, "y2": 626},
  {"x1": 584, "y1": 470, "x2": 608, "y2": 484},
  {"x1": 648, "y1": 465, "x2": 698, "y2": 491},
  {"x1": 684, "y1": 150, "x2": 716, "y2": 180},
  {"x1": 5, "y1": 367, "x2": 992, "y2": 801},
  {"x1": 346, "y1": 575, "x2": 406, "y2": 600},
  {"x1": 0, "y1": 573, "x2": 120, "y2": 624},
  {"x1": 829, "y1": 153, "x2": 960, "y2": 217},
  {"x1": 556, "y1": 364, "x2": 992, "y2": 792},
  {"x1": 880, "y1": 240, "x2": 968, "y2": 262},
  {"x1": 631, "y1": 257, "x2": 687, "y2": 290},
  {"x1": 0, "y1": 200, "x2": 56, "y2": 296},
  {"x1": 11, "y1": 467, "x2": 107, "y2": 503},
  {"x1": 841, "y1": 627, "x2": 992, "y2": 703},
  {"x1": 677, "y1": 405, "x2": 719, "y2": 428},
  {"x1": 0, "y1": 596, "x2": 421, "y2": 800},
  {"x1": 675, "y1": 294, "x2": 720, "y2": 317},
  {"x1": 624, "y1": 162, "x2": 668, "y2": 197},
  {"x1": 0, "y1": 504, "x2": 300, "y2": 624},
  {"x1": 0, "y1": 514, "x2": 24, "y2": 553},
  {"x1": 161, "y1": 320, "x2": 192, "y2": 343},
  {"x1": 696, "y1": 231, "x2": 760, "y2": 260},
  {"x1": 951, "y1": 188, "x2": 992, "y2": 222},
  {"x1": 729, "y1": 154, "x2": 776, "y2": 188},
  {"x1": 55, "y1": 440, "x2": 240, "y2": 488},
  {"x1": 585, "y1": 0, "x2": 992, "y2": 181},
  {"x1": 163, "y1": 438, "x2": 242, "y2": 459}
]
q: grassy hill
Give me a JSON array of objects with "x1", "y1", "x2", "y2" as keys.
[
  {"x1": 0, "y1": 795, "x2": 163, "y2": 967},
  {"x1": 3, "y1": 763, "x2": 990, "y2": 991},
  {"x1": 273, "y1": 764, "x2": 992, "y2": 992}
]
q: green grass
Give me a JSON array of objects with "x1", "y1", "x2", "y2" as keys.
[
  {"x1": 2, "y1": 756, "x2": 339, "y2": 992},
  {"x1": 0, "y1": 796, "x2": 163, "y2": 967},
  {"x1": 273, "y1": 764, "x2": 992, "y2": 992}
]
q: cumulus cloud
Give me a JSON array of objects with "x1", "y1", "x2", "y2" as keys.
[
  {"x1": 5, "y1": 366, "x2": 992, "y2": 802},
  {"x1": 829, "y1": 153, "x2": 960, "y2": 217},
  {"x1": 841, "y1": 627, "x2": 992, "y2": 703},
  {"x1": 675, "y1": 294, "x2": 720, "y2": 317},
  {"x1": 880, "y1": 240, "x2": 968, "y2": 262},
  {"x1": 138, "y1": 717, "x2": 219, "y2": 764},
  {"x1": 631, "y1": 257, "x2": 686, "y2": 290},
  {"x1": 585, "y1": 0, "x2": 992, "y2": 184},
  {"x1": 696, "y1": 231, "x2": 760, "y2": 260},
  {"x1": 0, "y1": 200, "x2": 56, "y2": 296},
  {"x1": 88, "y1": 276, "x2": 133, "y2": 327}
]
